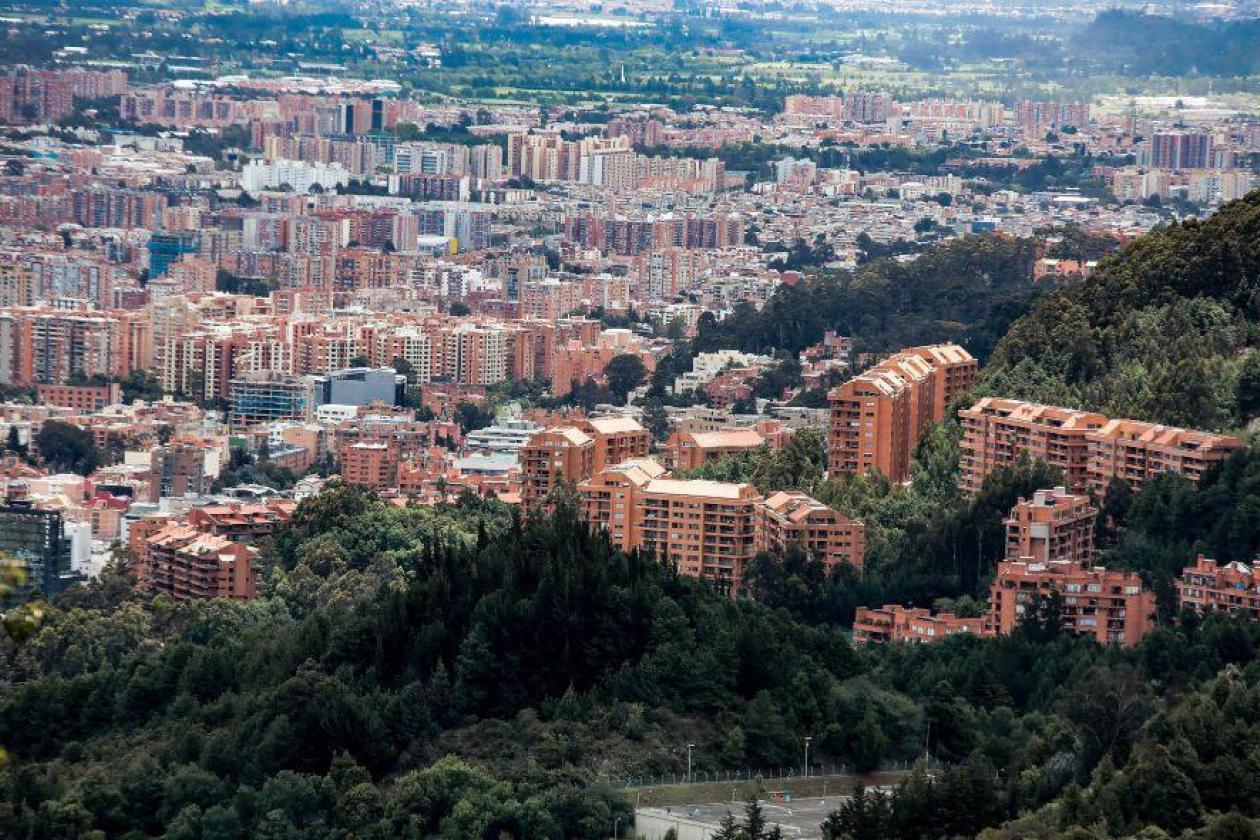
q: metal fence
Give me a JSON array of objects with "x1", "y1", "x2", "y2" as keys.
[{"x1": 607, "y1": 759, "x2": 937, "y2": 789}]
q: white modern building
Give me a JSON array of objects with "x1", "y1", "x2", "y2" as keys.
[{"x1": 241, "y1": 158, "x2": 351, "y2": 194}]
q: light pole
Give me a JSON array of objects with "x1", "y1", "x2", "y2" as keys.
[
  {"x1": 613, "y1": 816, "x2": 621, "y2": 839},
  {"x1": 803, "y1": 736, "x2": 812, "y2": 779},
  {"x1": 686, "y1": 743, "x2": 696, "y2": 783}
]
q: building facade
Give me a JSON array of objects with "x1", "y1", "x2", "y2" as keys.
[
  {"x1": 1177, "y1": 555, "x2": 1260, "y2": 620},
  {"x1": 1085, "y1": 418, "x2": 1244, "y2": 497},
  {"x1": 960, "y1": 398, "x2": 1244, "y2": 497},
  {"x1": 828, "y1": 344, "x2": 974, "y2": 483},
  {"x1": 520, "y1": 427, "x2": 594, "y2": 511},
  {"x1": 853, "y1": 605, "x2": 984, "y2": 644},
  {"x1": 1005, "y1": 487, "x2": 1096, "y2": 566},
  {"x1": 959, "y1": 398, "x2": 1108, "y2": 494},
  {"x1": 757, "y1": 490, "x2": 865, "y2": 575},
  {"x1": 986, "y1": 559, "x2": 1155, "y2": 646},
  {"x1": 143, "y1": 523, "x2": 258, "y2": 601},
  {"x1": 0, "y1": 498, "x2": 79, "y2": 603}
]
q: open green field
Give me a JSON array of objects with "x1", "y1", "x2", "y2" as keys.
[{"x1": 341, "y1": 28, "x2": 405, "y2": 45}]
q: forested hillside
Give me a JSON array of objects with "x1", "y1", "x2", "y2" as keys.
[
  {"x1": 981, "y1": 191, "x2": 1260, "y2": 431},
  {"x1": 4, "y1": 484, "x2": 1260, "y2": 837},
  {"x1": 692, "y1": 233, "x2": 1041, "y2": 362}
]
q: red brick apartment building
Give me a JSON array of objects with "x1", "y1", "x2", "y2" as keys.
[
  {"x1": 634, "y1": 478, "x2": 762, "y2": 595},
  {"x1": 986, "y1": 559, "x2": 1155, "y2": 646},
  {"x1": 579, "y1": 416, "x2": 651, "y2": 471},
  {"x1": 35, "y1": 382, "x2": 122, "y2": 412},
  {"x1": 853, "y1": 484, "x2": 1153, "y2": 647},
  {"x1": 828, "y1": 344, "x2": 976, "y2": 483},
  {"x1": 1085, "y1": 418, "x2": 1244, "y2": 497},
  {"x1": 1177, "y1": 556, "x2": 1260, "y2": 620},
  {"x1": 664, "y1": 428, "x2": 765, "y2": 471},
  {"x1": 579, "y1": 460, "x2": 864, "y2": 595},
  {"x1": 185, "y1": 500, "x2": 296, "y2": 542},
  {"x1": 577, "y1": 457, "x2": 668, "y2": 553},
  {"x1": 901, "y1": 343, "x2": 978, "y2": 417},
  {"x1": 338, "y1": 440, "x2": 401, "y2": 491},
  {"x1": 960, "y1": 398, "x2": 1244, "y2": 496},
  {"x1": 578, "y1": 461, "x2": 764, "y2": 595},
  {"x1": 520, "y1": 418, "x2": 653, "y2": 512},
  {"x1": 520, "y1": 427, "x2": 595, "y2": 510},
  {"x1": 959, "y1": 398, "x2": 1108, "y2": 494},
  {"x1": 757, "y1": 490, "x2": 865, "y2": 575},
  {"x1": 1005, "y1": 487, "x2": 1096, "y2": 566},
  {"x1": 853, "y1": 605, "x2": 984, "y2": 644},
  {"x1": 142, "y1": 523, "x2": 258, "y2": 601}
]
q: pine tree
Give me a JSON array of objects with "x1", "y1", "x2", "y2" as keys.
[
  {"x1": 713, "y1": 810, "x2": 740, "y2": 840},
  {"x1": 743, "y1": 796, "x2": 767, "y2": 839}
]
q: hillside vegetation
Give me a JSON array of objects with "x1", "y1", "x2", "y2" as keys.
[
  {"x1": 693, "y1": 233, "x2": 1041, "y2": 362},
  {"x1": 981, "y1": 191, "x2": 1260, "y2": 431},
  {"x1": 4, "y1": 484, "x2": 1260, "y2": 837}
]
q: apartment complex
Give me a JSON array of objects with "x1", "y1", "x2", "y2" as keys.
[
  {"x1": 0, "y1": 67, "x2": 127, "y2": 125},
  {"x1": 520, "y1": 418, "x2": 655, "y2": 511},
  {"x1": 520, "y1": 426, "x2": 595, "y2": 510},
  {"x1": 1148, "y1": 131, "x2": 1214, "y2": 170},
  {"x1": 986, "y1": 559, "x2": 1155, "y2": 646},
  {"x1": 828, "y1": 344, "x2": 976, "y2": 483},
  {"x1": 1085, "y1": 418, "x2": 1245, "y2": 497},
  {"x1": 1176, "y1": 556, "x2": 1260, "y2": 621},
  {"x1": 148, "y1": 442, "x2": 212, "y2": 503},
  {"x1": 142, "y1": 523, "x2": 258, "y2": 601},
  {"x1": 959, "y1": 398, "x2": 1243, "y2": 496},
  {"x1": 339, "y1": 441, "x2": 401, "y2": 490},
  {"x1": 577, "y1": 457, "x2": 668, "y2": 553},
  {"x1": 185, "y1": 500, "x2": 296, "y2": 542},
  {"x1": 665, "y1": 428, "x2": 765, "y2": 471},
  {"x1": 578, "y1": 459, "x2": 864, "y2": 595},
  {"x1": 901, "y1": 343, "x2": 978, "y2": 417},
  {"x1": 852, "y1": 605, "x2": 984, "y2": 644},
  {"x1": 637, "y1": 478, "x2": 762, "y2": 595},
  {"x1": 579, "y1": 416, "x2": 652, "y2": 471},
  {"x1": 757, "y1": 490, "x2": 866, "y2": 575},
  {"x1": 35, "y1": 382, "x2": 122, "y2": 412},
  {"x1": 960, "y1": 398, "x2": 1109, "y2": 494},
  {"x1": 1005, "y1": 487, "x2": 1096, "y2": 566}
]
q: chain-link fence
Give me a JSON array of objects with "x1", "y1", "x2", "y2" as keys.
[{"x1": 607, "y1": 759, "x2": 939, "y2": 789}]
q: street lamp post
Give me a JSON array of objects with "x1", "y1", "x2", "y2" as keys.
[
  {"x1": 803, "y1": 736, "x2": 812, "y2": 779},
  {"x1": 613, "y1": 816, "x2": 621, "y2": 839},
  {"x1": 686, "y1": 743, "x2": 696, "y2": 783}
]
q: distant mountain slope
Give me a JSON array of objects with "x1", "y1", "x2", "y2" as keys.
[
  {"x1": 979, "y1": 191, "x2": 1260, "y2": 431},
  {"x1": 1073, "y1": 11, "x2": 1260, "y2": 77}
]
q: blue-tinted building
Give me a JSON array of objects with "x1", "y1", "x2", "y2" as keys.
[{"x1": 147, "y1": 231, "x2": 200, "y2": 278}]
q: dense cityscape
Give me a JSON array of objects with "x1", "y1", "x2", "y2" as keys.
[{"x1": 1, "y1": 0, "x2": 1260, "y2": 838}]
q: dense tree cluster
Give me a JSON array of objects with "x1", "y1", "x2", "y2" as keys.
[
  {"x1": 6, "y1": 479, "x2": 1260, "y2": 837},
  {"x1": 692, "y1": 233, "x2": 1041, "y2": 362},
  {"x1": 35, "y1": 420, "x2": 101, "y2": 476}
]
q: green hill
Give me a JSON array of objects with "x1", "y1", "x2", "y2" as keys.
[
  {"x1": 5, "y1": 485, "x2": 1260, "y2": 838},
  {"x1": 980, "y1": 191, "x2": 1260, "y2": 432}
]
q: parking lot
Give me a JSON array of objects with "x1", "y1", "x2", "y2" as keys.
[{"x1": 635, "y1": 792, "x2": 871, "y2": 839}]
